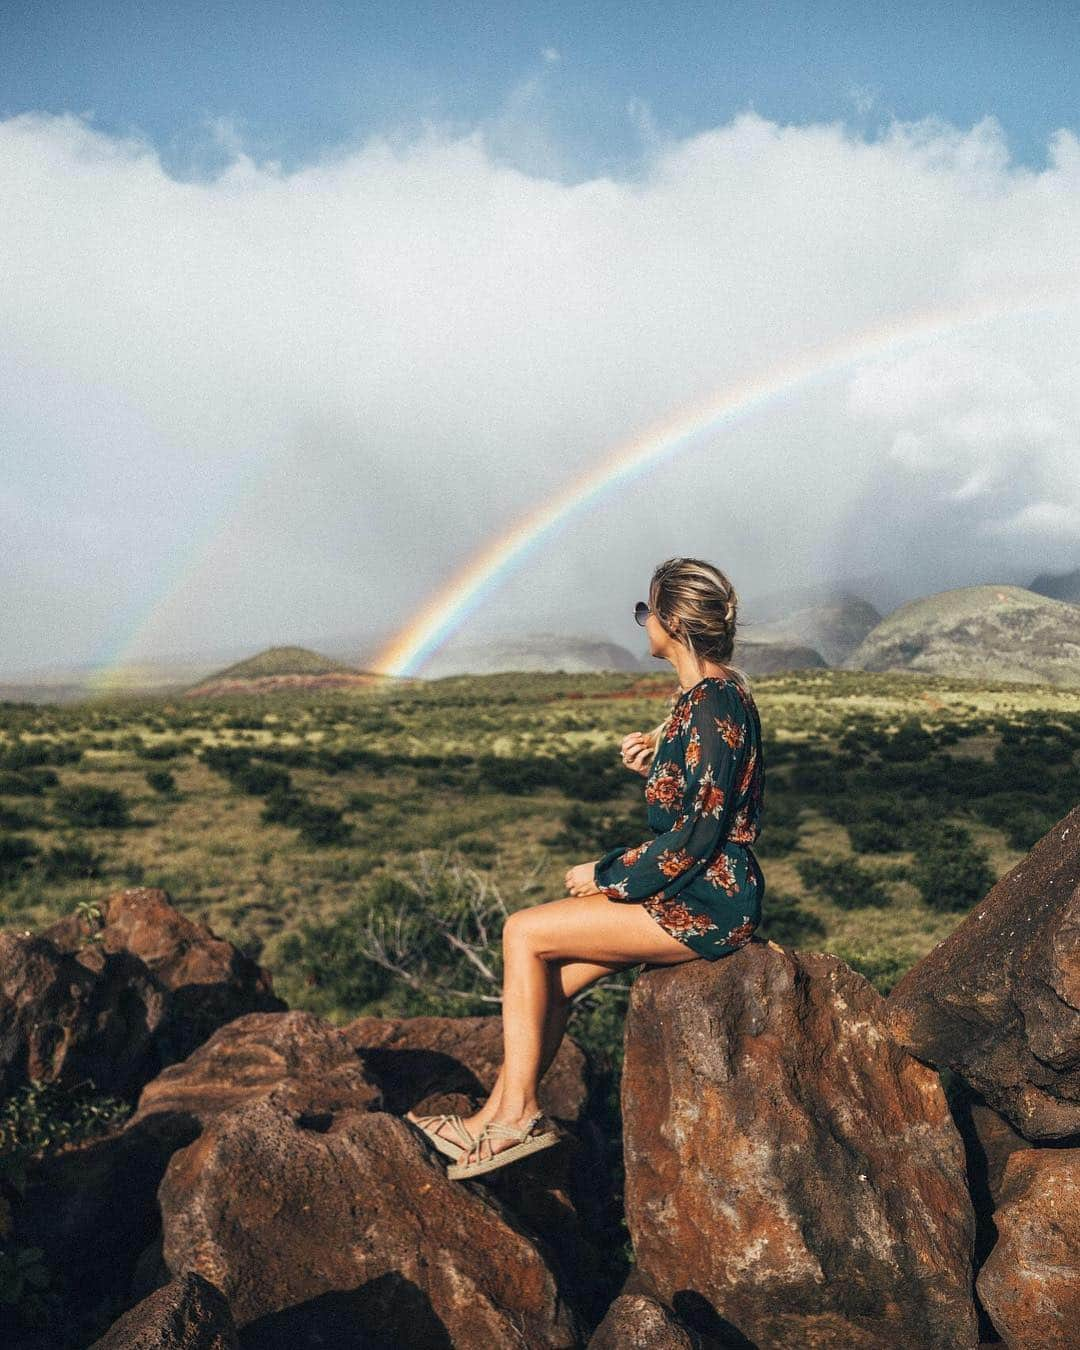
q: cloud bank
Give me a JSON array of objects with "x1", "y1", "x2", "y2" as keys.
[{"x1": 2, "y1": 106, "x2": 1079, "y2": 675}]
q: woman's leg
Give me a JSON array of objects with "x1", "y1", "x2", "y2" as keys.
[
  {"x1": 407, "y1": 955, "x2": 624, "y2": 1145},
  {"x1": 452, "y1": 893, "x2": 700, "y2": 1159}
]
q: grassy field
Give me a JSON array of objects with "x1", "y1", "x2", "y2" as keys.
[{"x1": 2, "y1": 665, "x2": 1078, "y2": 1032}]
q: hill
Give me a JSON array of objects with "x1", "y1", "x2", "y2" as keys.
[
  {"x1": 842, "y1": 584, "x2": 1080, "y2": 686},
  {"x1": 183, "y1": 645, "x2": 387, "y2": 699},
  {"x1": 739, "y1": 590, "x2": 882, "y2": 665},
  {"x1": 419, "y1": 633, "x2": 644, "y2": 677}
]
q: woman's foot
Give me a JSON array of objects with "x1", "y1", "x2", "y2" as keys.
[{"x1": 452, "y1": 1106, "x2": 545, "y2": 1163}]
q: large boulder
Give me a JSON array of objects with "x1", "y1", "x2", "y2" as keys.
[
  {"x1": 884, "y1": 804, "x2": 1080, "y2": 1140},
  {"x1": 10, "y1": 1011, "x2": 380, "y2": 1346},
  {"x1": 157, "y1": 1094, "x2": 583, "y2": 1347},
  {"x1": 344, "y1": 1012, "x2": 617, "y2": 1326},
  {"x1": 0, "y1": 887, "x2": 285, "y2": 1101},
  {"x1": 620, "y1": 943, "x2": 979, "y2": 1349},
  {"x1": 974, "y1": 1147, "x2": 1080, "y2": 1348}
]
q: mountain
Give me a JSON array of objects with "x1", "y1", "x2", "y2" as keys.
[
  {"x1": 842, "y1": 584, "x2": 1080, "y2": 686},
  {"x1": 1028, "y1": 566, "x2": 1080, "y2": 604},
  {"x1": 418, "y1": 633, "x2": 644, "y2": 678},
  {"x1": 739, "y1": 591, "x2": 882, "y2": 665},
  {"x1": 732, "y1": 639, "x2": 828, "y2": 674},
  {"x1": 182, "y1": 645, "x2": 389, "y2": 699}
]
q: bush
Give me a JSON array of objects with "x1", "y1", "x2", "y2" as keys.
[
  {"x1": 144, "y1": 769, "x2": 177, "y2": 796},
  {"x1": 0, "y1": 835, "x2": 39, "y2": 885},
  {"x1": 38, "y1": 842, "x2": 102, "y2": 882},
  {"x1": 847, "y1": 817, "x2": 907, "y2": 853},
  {"x1": 911, "y1": 824, "x2": 996, "y2": 912},
  {"x1": 757, "y1": 890, "x2": 827, "y2": 945},
  {"x1": 53, "y1": 785, "x2": 131, "y2": 828},
  {"x1": 135, "y1": 740, "x2": 185, "y2": 761},
  {"x1": 795, "y1": 856, "x2": 892, "y2": 909}
]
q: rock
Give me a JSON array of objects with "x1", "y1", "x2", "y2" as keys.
[
  {"x1": 974, "y1": 1148, "x2": 1080, "y2": 1348},
  {"x1": 89, "y1": 1270, "x2": 238, "y2": 1349},
  {"x1": 587, "y1": 1292, "x2": 705, "y2": 1348},
  {"x1": 344, "y1": 1013, "x2": 617, "y2": 1324},
  {"x1": 620, "y1": 943, "x2": 979, "y2": 1349},
  {"x1": 0, "y1": 887, "x2": 286, "y2": 1101},
  {"x1": 884, "y1": 805, "x2": 1080, "y2": 1140},
  {"x1": 131, "y1": 1009, "x2": 382, "y2": 1137},
  {"x1": 157, "y1": 1094, "x2": 583, "y2": 1347}
]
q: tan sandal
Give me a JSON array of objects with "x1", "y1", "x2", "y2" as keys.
[
  {"x1": 405, "y1": 1111, "x2": 477, "y2": 1160},
  {"x1": 446, "y1": 1111, "x2": 561, "y2": 1180}
]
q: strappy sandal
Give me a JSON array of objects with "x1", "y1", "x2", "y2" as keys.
[
  {"x1": 405, "y1": 1111, "x2": 477, "y2": 1160},
  {"x1": 446, "y1": 1110, "x2": 561, "y2": 1180}
]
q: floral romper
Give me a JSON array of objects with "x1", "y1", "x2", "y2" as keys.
[{"x1": 592, "y1": 674, "x2": 766, "y2": 960}]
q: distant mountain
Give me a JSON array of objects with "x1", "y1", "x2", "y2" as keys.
[
  {"x1": 182, "y1": 645, "x2": 388, "y2": 699},
  {"x1": 732, "y1": 639, "x2": 828, "y2": 674},
  {"x1": 1028, "y1": 566, "x2": 1080, "y2": 604},
  {"x1": 739, "y1": 591, "x2": 882, "y2": 665},
  {"x1": 842, "y1": 584, "x2": 1080, "y2": 686},
  {"x1": 419, "y1": 633, "x2": 643, "y2": 678}
]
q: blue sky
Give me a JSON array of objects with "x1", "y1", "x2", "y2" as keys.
[
  {"x1": 3, "y1": 2, "x2": 1080, "y2": 678},
  {"x1": 2, "y1": 0, "x2": 1078, "y2": 179}
]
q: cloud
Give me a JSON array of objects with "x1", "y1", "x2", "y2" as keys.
[{"x1": 1, "y1": 105, "x2": 1079, "y2": 674}]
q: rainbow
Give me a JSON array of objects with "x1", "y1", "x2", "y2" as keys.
[
  {"x1": 373, "y1": 281, "x2": 1080, "y2": 677},
  {"x1": 87, "y1": 278, "x2": 1080, "y2": 689}
]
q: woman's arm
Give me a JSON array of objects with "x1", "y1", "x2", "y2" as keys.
[{"x1": 594, "y1": 684, "x2": 747, "y2": 902}]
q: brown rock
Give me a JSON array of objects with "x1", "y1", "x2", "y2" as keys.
[
  {"x1": 621, "y1": 944, "x2": 979, "y2": 1349},
  {"x1": 587, "y1": 1292, "x2": 704, "y2": 1348},
  {"x1": 883, "y1": 804, "x2": 1080, "y2": 1140},
  {"x1": 158, "y1": 1094, "x2": 582, "y2": 1347},
  {"x1": 0, "y1": 887, "x2": 285, "y2": 1100},
  {"x1": 975, "y1": 1147, "x2": 1080, "y2": 1348},
  {"x1": 89, "y1": 1270, "x2": 238, "y2": 1349},
  {"x1": 131, "y1": 1009, "x2": 382, "y2": 1133},
  {"x1": 344, "y1": 1012, "x2": 617, "y2": 1324}
]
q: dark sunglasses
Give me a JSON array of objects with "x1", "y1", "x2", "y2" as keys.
[{"x1": 635, "y1": 601, "x2": 675, "y2": 634}]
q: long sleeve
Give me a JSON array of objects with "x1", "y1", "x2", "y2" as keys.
[{"x1": 593, "y1": 680, "x2": 748, "y2": 903}]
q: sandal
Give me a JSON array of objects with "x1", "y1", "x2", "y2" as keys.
[
  {"x1": 405, "y1": 1111, "x2": 477, "y2": 1160},
  {"x1": 446, "y1": 1111, "x2": 562, "y2": 1180}
]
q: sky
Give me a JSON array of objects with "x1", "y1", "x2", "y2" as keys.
[{"x1": 2, "y1": 1, "x2": 1080, "y2": 678}]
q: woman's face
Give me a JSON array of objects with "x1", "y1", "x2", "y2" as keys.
[{"x1": 644, "y1": 599, "x2": 680, "y2": 657}]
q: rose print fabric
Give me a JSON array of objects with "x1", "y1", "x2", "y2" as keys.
[{"x1": 592, "y1": 674, "x2": 766, "y2": 960}]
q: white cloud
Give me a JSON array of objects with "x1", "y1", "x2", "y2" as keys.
[{"x1": 2, "y1": 106, "x2": 1080, "y2": 673}]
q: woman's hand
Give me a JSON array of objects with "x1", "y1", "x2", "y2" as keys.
[
  {"x1": 620, "y1": 731, "x2": 654, "y2": 777},
  {"x1": 565, "y1": 862, "x2": 603, "y2": 896}
]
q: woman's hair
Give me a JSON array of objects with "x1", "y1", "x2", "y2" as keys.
[{"x1": 643, "y1": 557, "x2": 751, "y2": 764}]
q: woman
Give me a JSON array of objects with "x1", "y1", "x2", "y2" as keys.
[{"x1": 406, "y1": 557, "x2": 767, "y2": 1179}]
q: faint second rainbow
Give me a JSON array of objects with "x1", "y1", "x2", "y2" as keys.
[{"x1": 373, "y1": 281, "x2": 1080, "y2": 678}]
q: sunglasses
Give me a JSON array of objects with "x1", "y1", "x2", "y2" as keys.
[{"x1": 635, "y1": 601, "x2": 675, "y2": 634}]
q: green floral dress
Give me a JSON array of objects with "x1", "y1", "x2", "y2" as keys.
[{"x1": 592, "y1": 673, "x2": 766, "y2": 960}]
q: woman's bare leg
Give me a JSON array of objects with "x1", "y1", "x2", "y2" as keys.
[{"x1": 449, "y1": 893, "x2": 700, "y2": 1161}]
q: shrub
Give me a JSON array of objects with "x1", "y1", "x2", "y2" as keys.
[
  {"x1": 910, "y1": 824, "x2": 996, "y2": 912},
  {"x1": 795, "y1": 856, "x2": 892, "y2": 909},
  {"x1": 144, "y1": 769, "x2": 177, "y2": 796},
  {"x1": 135, "y1": 740, "x2": 185, "y2": 761},
  {"x1": 847, "y1": 817, "x2": 907, "y2": 853},
  {"x1": 53, "y1": 785, "x2": 131, "y2": 828},
  {"x1": 38, "y1": 842, "x2": 102, "y2": 882},
  {"x1": 757, "y1": 890, "x2": 827, "y2": 945},
  {"x1": 0, "y1": 835, "x2": 39, "y2": 885}
]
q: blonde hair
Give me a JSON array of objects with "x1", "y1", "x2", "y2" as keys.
[{"x1": 643, "y1": 557, "x2": 751, "y2": 765}]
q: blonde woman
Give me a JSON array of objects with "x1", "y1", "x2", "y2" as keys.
[{"x1": 406, "y1": 557, "x2": 767, "y2": 1179}]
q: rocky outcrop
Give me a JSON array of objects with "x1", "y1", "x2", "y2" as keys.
[
  {"x1": 157, "y1": 1094, "x2": 582, "y2": 1348},
  {"x1": 619, "y1": 943, "x2": 979, "y2": 1349},
  {"x1": 89, "y1": 1270, "x2": 237, "y2": 1349},
  {"x1": 0, "y1": 887, "x2": 285, "y2": 1101},
  {"x1": 883, "y1": 803, "x2": 1080, "y2": 1140},
  {"x1": 974, "y1": 1147, "x2": 1080, "y2": 1348}
]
